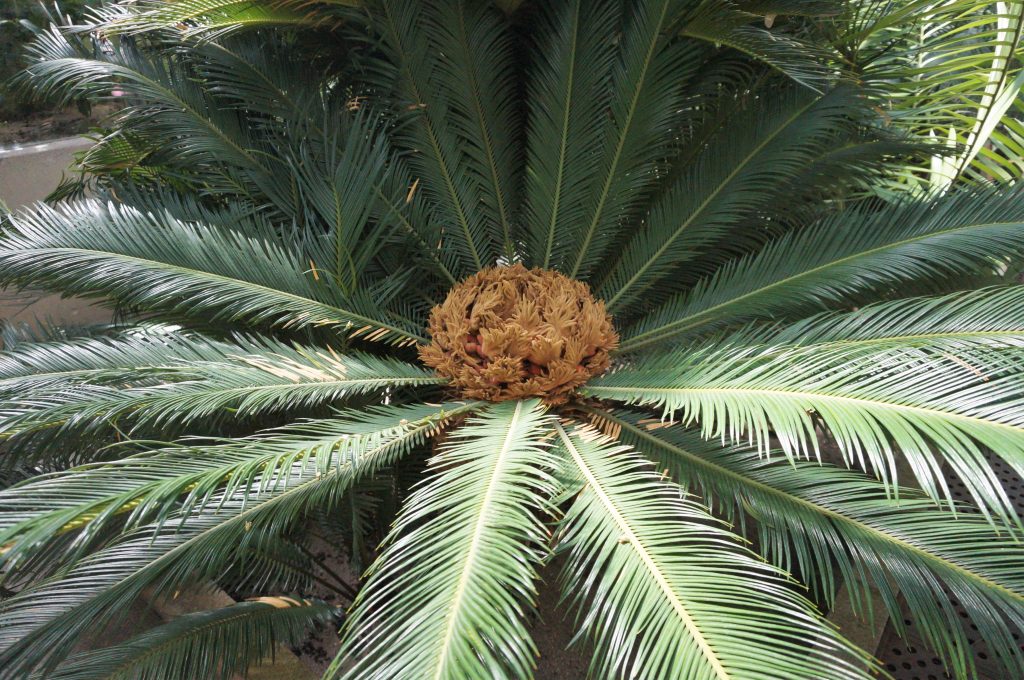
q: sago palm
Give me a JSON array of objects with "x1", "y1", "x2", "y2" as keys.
[{"x1": 1, "y1": 0, "x2": 1024, "y2": 678}]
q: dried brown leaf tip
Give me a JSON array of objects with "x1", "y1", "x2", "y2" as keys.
[{"x1": 419, "y1": 264, "x2": 618, "y2": 404}]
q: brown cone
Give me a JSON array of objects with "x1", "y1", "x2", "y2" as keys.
[{"x1": 419, "y1": 264, "x2": 618, "y2": 404}]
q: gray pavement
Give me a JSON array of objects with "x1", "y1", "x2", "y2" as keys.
[{"x1": 0, "y1": 136, "x2": 111, "y2": 332}]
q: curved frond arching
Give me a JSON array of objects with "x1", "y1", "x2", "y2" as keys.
[
  {"x1": 587, "y1": 337, "x2": 1024, "y2": 527},
  {"x1": 522, "y1": 0, "x2": 618, "y2": 270},
  {"x1": 591, "y1": 407, "x2": 1024, "y2": 680},
  {"x1": 622, "y1": 187, "x2": 1024, "y2": 351},
  {"x1": 0, "y1": 402, "x2": 469, "y2": 579},
  {"x1": 566, "y1": 0, "x2": 706, "y2": 279},
  {"x1": 552, "y1": 421, "x2": 873, "y2": 680},
  {"x1": 0, "y1": 201, "x2": 426, "y2": 345},
  {"x1": 110, "y1": 0, "x2": 349, "y2": 39},
  {"x1": 18, "y1": 28, "x2": 273, "y2": 190},
  {"x1": 763, "y1": 285, "x2": 1024, "y2": 351},
  {"x1": 43, "y1": 597, "x2": 336, "y2": 680},
  {"x1": 598, "y1": 86, "x2": 885, "y2": 312},
  {"x1": 678, "y1": 0, "x2": 834, "y2": 88},
  {"x1": 0, "y1": 402, "x2": 469, "y2": 677},
  {"x1": 0, "y1": 328, "x2": 443, "y2": 444},
  {"x1": 330, "y1": 400, "x2": 556, "y2": 679}
]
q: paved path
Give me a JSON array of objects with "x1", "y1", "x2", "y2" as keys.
[{"x1": 0, "y1": 136, "x2": 110, "y2": 332}]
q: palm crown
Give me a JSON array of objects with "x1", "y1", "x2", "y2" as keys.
[{"x1": 1, "y1": 0, "x2": 1024, "y2": 678}]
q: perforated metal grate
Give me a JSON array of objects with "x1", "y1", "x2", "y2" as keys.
[{"x1": 876, "y1": 453, "x2": 1024, "y2": 680}]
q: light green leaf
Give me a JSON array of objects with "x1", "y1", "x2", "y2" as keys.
[
  {"x1": 552, "y1": 421, "x2": 873, "y2": 680},
  {"x1": 588, "y1": 339, "x2": 1024, "y2": 527},
  {"x1": 331, "y1": 399, "x2": 557, "y2": 680},
  {"x1": 593, "y1": 407, "x2": 1024, "y2": 680}
]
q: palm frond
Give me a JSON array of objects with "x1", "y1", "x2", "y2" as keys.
[
  {"x1": 42, "y1": 597, "x2": 336, "y2": 680},
  {"x1": 423, "y1": 1, "x2": 521, "y2": 261},
  {"x1": 621, "y1": 187, "x2": 1024, "y2": 351},
  {"x1": 598, "y1": 86, "x2": 887, "y2": 312},
  {"x1": 331, "y1": 399, "x2": 556, "y2": 679},
  {"x1": 763, "y1": 285, "x2": 1024, "y2": 351},
  {"x1": 0, "y1": 401, "x2": 471, "y2": 677},
  {"x1": 678, "y1": 0, "x2": 834, "y2": 88},
  {"x1": 551, "y1": 421, "x2": 873, "y2": 679},
  {"x1": 111, "y1": 0, "x2": 349, "y2": 39},
  {"x1": 588, "y1": 335, "x2": 1024, "y2": 527},
  {"x1": 837, "y1": 0, "x2": 1024, "y2": 188},
  {"x1": 0, "y1": 200, "x2": 425, "y2": 345},
  {"x1": 18, "y1": 27, "x2": 271, "y2": 188},
  {"x1": 1, "y1": 332, "x2": 442, "y2": 449},
  {"x1": 20, "y1": 26, "x2": 438, "y2": 283},
  {"x1": 522, "y1": 0, "x2": 618, "y2": 269},
  {"x1": 364, "y1": 0, "x2": 510, "y2": 272},
  {"x1": 594, "y1": 408, "x2": 1024, "y2": 679},
  {"x1": 566, "y1": 0, "x2": 707, "y2": 279},
  {"x1": 0, "y1": 402, "x2": 468, "y2": 576}
]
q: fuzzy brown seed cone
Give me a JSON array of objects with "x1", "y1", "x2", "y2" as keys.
[{"x1": 419, "y1": 264, "x2": 618, "y2": 404}]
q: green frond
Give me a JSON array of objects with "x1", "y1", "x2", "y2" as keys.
[
  {"x1": 112, "y1": 0, "x2": 349, "y2": 39},
  {"x1": 0, "y1": 200, "x2": 425, "y2": 345},
  {"x1": 0, "y1": 402, "x2": 468, "y2": 575},
  {"x1": 566, "y1": 0, "x2": 705, "y2": 279},
  {"x1": 840, "y1": 0, "x2": 1024, "y2": 188},
  {"x1": 551, "y1": 421, "x2": 874, "y2": 680},
  {"x1": 598, "y1": 86, "x2": 885, "y2": 312},
  {"x1": 18, "y1": 29, "x2": 270, "y2": 186},
  {"x1": 365, "y1": 0, "x2": 512, "y2": 272},
  {"x1": 219, "y1": 537, "x2": 326, "y2": 596},
  {"x1": 763, "y1": 285, "x2": 1024, "y2": 351},
  {"x1": 283, "y1": 109, "x2": 412, "y2": 295},
  {"x1": 20, "y1": 28, "x2": 440, "y2": 282},
  {"x1": 421, "y1": 0, "x2": 522, "y2": 261},
  {"x1": 0, "y1": 401, "x2": 472, "y2": 677},
  {"x1": 588, "y1": 336, "x2": 1024, "y2": 527},
  {"x1": 25, "y1": 28, "x2": 457, "y2": 290},
  {"x1": 621, "y1": 187, "x2": 1024, "y2": 351},
  {"x1": 0, "y1": 330, "x2": 442, "y2": 447},
  {"x1": 42, "y1": 597, "x2": 336, "y2": 680},
  {"x1": 522, "y1": 0, "x2": 618, "y2": 269},
  {"x1": 592, "y1": 408, "x2": 1024, "y2": 680},
  {"x1": 678, "y1": 0, "x2": 834, "y2": 88},
  {"x1": 331, "y1": 400, "x2": 556, "y2": 680}
]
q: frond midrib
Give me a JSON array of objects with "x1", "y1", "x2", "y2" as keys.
[
  {"x1": 91, "y1": 57, "x2": 265, "y2": 172},
  {"x1": 554, "y1": 422, "x2": 731, "y2": 680},
  {"x1": 588, "y1": 407, "x2": 1024, "y2": 606},
  {"x1": 102, "y1": 603, "x2": 301, "y2": 679},
  {"x1": 201, "y1": 40, "x2": 457, "y2": 286},
  {"x1": 381, "y1": 1, "x2": 483, "y2": 271},
  {"x1": 21, "y1": 403, "x2": 480, "y2": 634},
  {"x1": 586, "y1": 383, "x2": 1024, "y2": 437},
  {"x1": 569, "y1": 0, "x2": 672, "y2": 279},
  {"x1": 541, "y1": 0, "x2": 580, "y2": 269},
  {"x1": 433, "y1": 400, "x2": 525, "y2": 679},
  {"x1": 794, "y1": 329, "x2": 1024, "y2": 350},
  {"x1": 603, "y1": 95, "x2": 819, "y2": 310},
  {"x1": 621, "y1": 218, "x2": 1024, "y2": 351},
  {"x1": 24, "y1": 246, "x2": 427, "y2": 344},
  {"x1": 454, "y1": 6, "x2": 514, "y2": 260}
]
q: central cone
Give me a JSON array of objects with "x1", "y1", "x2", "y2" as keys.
[{"x1": 419, "y1": 264, "x2": 618, "y2": 404}]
